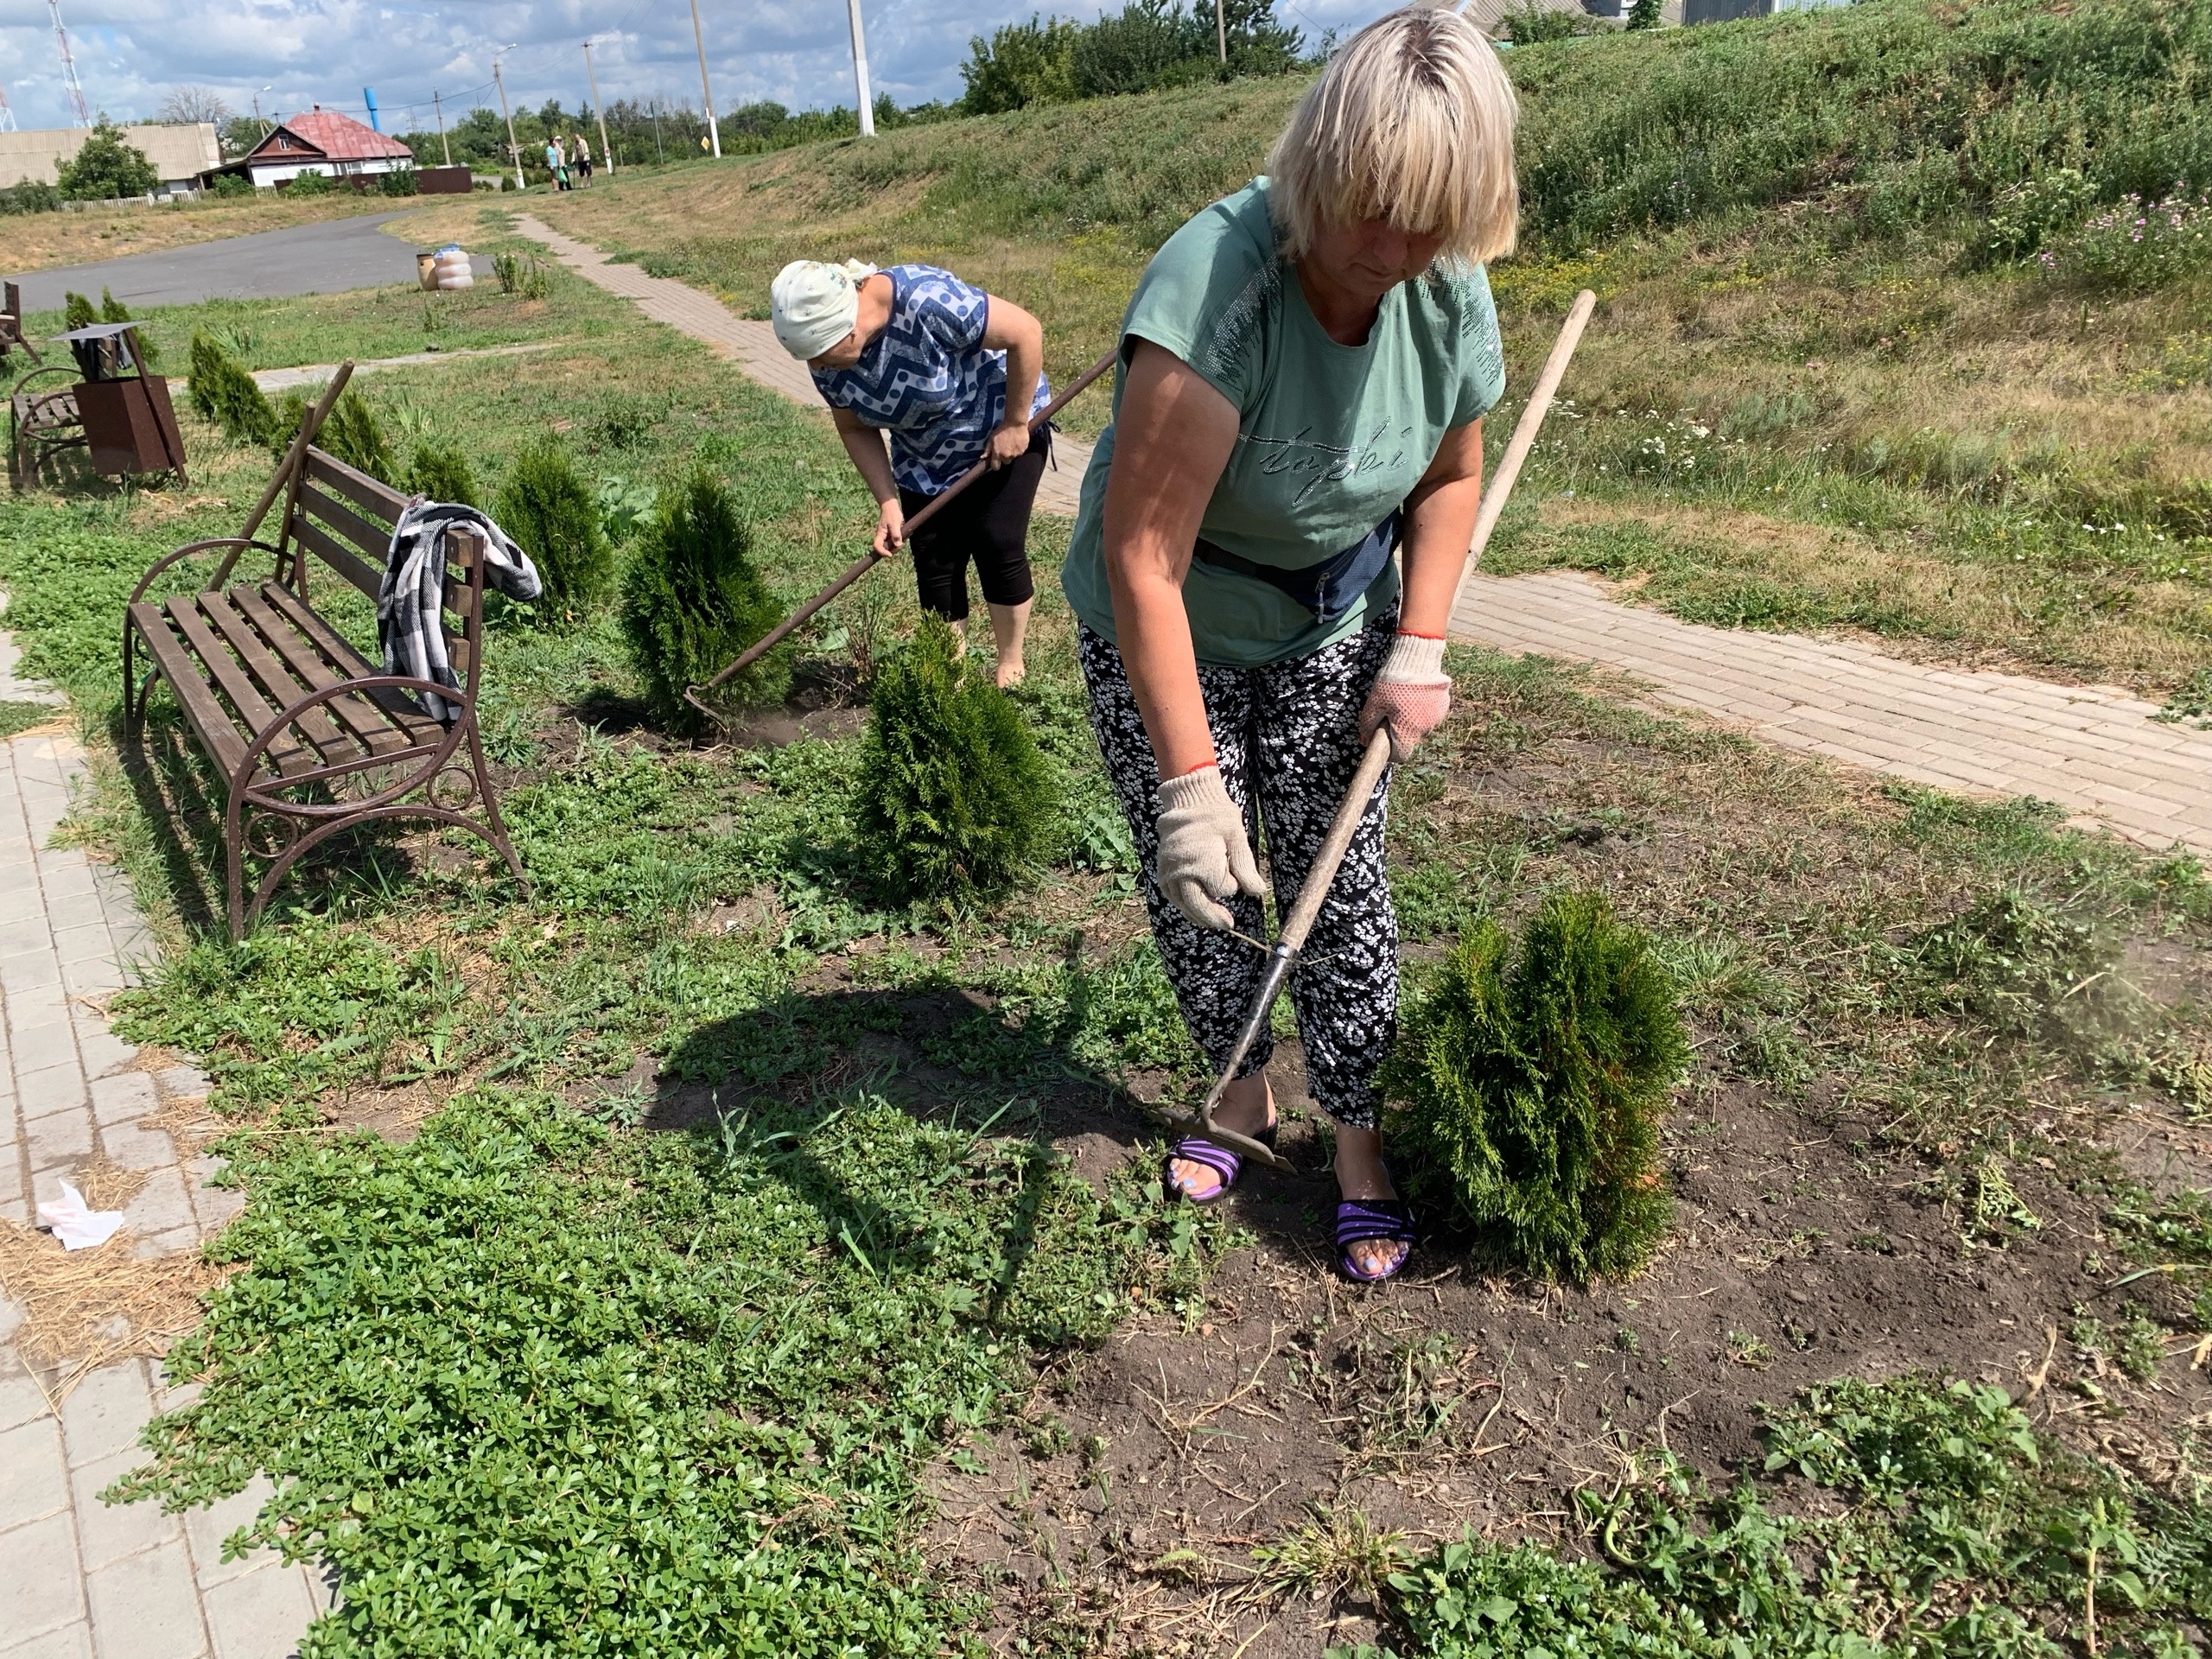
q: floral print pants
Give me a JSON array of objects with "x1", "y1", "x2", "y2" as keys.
[{"x1": 1077, "y1": 619, "x2": 1400, "y2": 1129}]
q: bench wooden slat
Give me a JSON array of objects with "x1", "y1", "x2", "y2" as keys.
[
  {"x1": 127, "y1": 602, "x2": 249, "y2": 777},
  {"x1": 295, "y1": 480, "x2": 391, "y2": 568},
  {"x1": 230, "y1": 584, "x2": 422, "y2": 759},
  {"x1": 288, "y1": 514, "x2": 382, "y2": 600},
  {"x1": 256, "y1": 582, "x2": 445, "y2": 736},
  {"x1": 305, "y1": 448, "x2": 405, "y2": 518},
  {"x1": 158, "y1": 599, "x2": 318, "y2": 779},
  {"x1": 195, "y1": 590, "x2": 359, "y2": 766}
]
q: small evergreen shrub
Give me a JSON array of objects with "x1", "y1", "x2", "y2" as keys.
[
  {"x1": 187, "y1": 331, "x2": 278, "y2": 449},
  {"x1": 620, "y1": 469, "x2": 789, "y2": 730},
  {"x1": 62, "y1": 291, "x2": 97, "y2": 331},
  {"x1": 401, "y1": 442, "x2": 480, "y2": 506},
  {"x1": 317, "y1": 390, "x2": 396, "y2": 485},
  {"x1": 855, "y1": 615, "x2": 1056, "y2": 903},
  {"x1": 497, "y1": 436, "x2": 612, "y2": 626},
  {"x1": 1382, "y1": 889, "x2": 1688, "y2": 1283}
]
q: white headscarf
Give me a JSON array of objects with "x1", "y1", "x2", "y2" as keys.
[{"x1": 770, "y1": 258, "x2": 879, "y2": 360}]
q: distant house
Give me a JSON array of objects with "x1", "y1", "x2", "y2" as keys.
[
  {"x1": 0, "y1": 123, "x2": 219, "y2": 195},
  {"x1": 199, "y1": 108, "x2": 412, "y2": 190}
]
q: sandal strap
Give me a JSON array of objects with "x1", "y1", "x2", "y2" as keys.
[
  {"x1": 1334, "y1": 1198, "x2": 1416, "y2": 1247},
  {"x1": 1169, "y1": 1138, "x2": 1243, "y2": 1185}
]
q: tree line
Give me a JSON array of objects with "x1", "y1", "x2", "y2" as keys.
[{"x1": 957, "y1": 0, "x2": 1310, "y2": 115}]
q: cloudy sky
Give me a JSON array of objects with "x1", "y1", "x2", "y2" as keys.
[{"x1": 0, "y1": 0, "x2": 1388, "y2": 135}]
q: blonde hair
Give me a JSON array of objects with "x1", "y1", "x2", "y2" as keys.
[{"x1": 1268, "y1": 6, "x2": 1519, "y2": 266}]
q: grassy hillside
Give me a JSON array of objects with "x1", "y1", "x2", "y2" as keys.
[{"x1": 528, "y1": 0, "x2": 2212, "y2": 695}]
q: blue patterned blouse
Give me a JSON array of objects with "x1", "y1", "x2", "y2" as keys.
[{"x1": 810, "y1": 264, "x2": 1052, "y2": 496}]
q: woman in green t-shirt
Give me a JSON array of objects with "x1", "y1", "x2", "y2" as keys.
[{"x1": 1061, "y1": 5, "x2": 1517, "y2": 1282}]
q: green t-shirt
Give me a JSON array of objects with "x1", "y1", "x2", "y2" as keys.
[{"x1": 1060, "y1": 177, "x2": 1506, "y2": 668}]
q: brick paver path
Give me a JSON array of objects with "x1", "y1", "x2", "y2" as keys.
[
  {"x1": 513, "y1": 216, "x2": 1094, "y2": 517},
  {"x1": 0, "y1": 620, "x2": 325, "y2": 1657},
  {"x1": 1453, "y1": 570, "x2": 2212, "y2": 857},
  {"x1": 517, "y1": 216, "x2": 2212, "y2": 858}
]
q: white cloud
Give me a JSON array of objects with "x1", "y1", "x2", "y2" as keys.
[{"x1": 2, "y1": 0, "x2": 1387, "y2": 137}]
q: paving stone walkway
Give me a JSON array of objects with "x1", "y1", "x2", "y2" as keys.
[
  {"x1": 519, "y1": 214, "x2": 2212, "y2": 853},
  {"x1": 0, "y1": 620, "x2": 324, "y2": 1658}
]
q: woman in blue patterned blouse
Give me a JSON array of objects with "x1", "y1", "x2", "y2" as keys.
[{"x1": 771, "y1": 259, "x2": 1051, "y2": 687}]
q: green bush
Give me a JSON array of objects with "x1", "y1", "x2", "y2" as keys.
[
  {"x1": 284, "y1": 169, "x2": 334, "y2": 197},
  {"x1": 1382, "y1": 890, "x2": 1687, "y2": 1283},
  {"x1": 377, "y1": 167, "x2": 418, "y2": 197},
  {"x1": 187, "y1": 331, "x2": 279, "y2": 449},
  {"x1": 55, "y1": 119, "x2": 158, "y2": 200},
  {"x1": 496, "y1": 436, "x2": 612, "y2": 626},
  {"x1": 619, "y1": 468, "x2": 790, "y2": 730},
  {"x1": 855, "y1": 615, "x2": 1056, "y2": 903},
  {"x1": 61, "y1": 292, "x2": 97, "y2": 331},
  {"x1": 0, "y1": 181, "x2": 61, "y2": 215},
  {"x1": 317, "y1": 390, "x2": 396, "y2": 484},
  {"x1": 401, "y1": 442, "x2": 481, "y2": 506},
  {"x1": 207, "y1": 173, "x2": 253, "y2": 200}
]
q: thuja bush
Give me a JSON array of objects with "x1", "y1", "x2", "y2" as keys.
[
  {"x1": 497, "y1": 436, "x2": 612, "y2": 626},
  {"x1": 401, "y1": 441, "x2": 481, "y2": 506},
  {"x1": 315, "y1": 390, "x2": 395, "y2": 485},
  {"x1": 620, "y1": 468, "x2": 789, "y2": 731},
  {"x1": 61, "y1": 291, "x2": 97, "y2": 331},
  {"x1": 1382, "y1": 889, "x2": 1687, "y2": 1283},
  {"x1": 855, "y1": 614, "x2": 1055, "y2": 904},
  {"x1": 186, "y1": 333, "x2": 277, "y2": 449}
]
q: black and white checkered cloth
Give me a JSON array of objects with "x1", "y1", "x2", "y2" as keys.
[{"x1": 377, "y1": 502, "x2": 542, "y2": 723}]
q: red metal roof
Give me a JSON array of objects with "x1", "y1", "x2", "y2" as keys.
[{"x1": 251, "y1": 109, "x2": 412, "y2": 164}]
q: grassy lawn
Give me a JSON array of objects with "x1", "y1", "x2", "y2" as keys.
[
  {"x1": 8, "y1": 11, "x2": 2212, "y2": 1646},
  {"x1": 5, "y1": 191, "x2": 407, "y2": 273}
]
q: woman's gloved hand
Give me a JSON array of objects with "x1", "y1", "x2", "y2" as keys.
[
  {"x1": 1154, "y1": 763, "x2": 1263, "y2": 931},
  {"x1": 1357, "y1": 632, "x2": 1451, "y2": 761}
]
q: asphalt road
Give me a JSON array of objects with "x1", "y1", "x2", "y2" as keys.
[{"x1": 11, "y1": 210, "x2": 490, "y2": 314}]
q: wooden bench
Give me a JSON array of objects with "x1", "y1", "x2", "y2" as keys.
[{"x1": 123, "y1": 372, "x2": 526, "y2": 937}]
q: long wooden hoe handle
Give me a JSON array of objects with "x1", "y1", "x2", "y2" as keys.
[
  {"x1": 683, "y1": 344, "x2": 1122, "y2": 722},
  {"x1": 1190, "y1": 289, "x2": 1599, "y2": 1172}
]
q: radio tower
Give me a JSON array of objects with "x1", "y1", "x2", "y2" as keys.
[
  {"x1": 49, "y1": 0, "x2": 92, "y2": 128},
  {"x1": 0, "y1": 84, "x2": 18, "y2": 134}
]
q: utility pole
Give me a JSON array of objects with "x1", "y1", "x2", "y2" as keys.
[
  {"x1": 584, "y1": 41, "x2": 613, "y2": 175},
  {"x1": 254, "y1": 86, "x2": 272, "y2": 139},
  {"x1": 689, "y1": 0, "x2": 720, "y2": 157},
  {"x1": 846, "y1": 0, "x2": 874, "y2": 137},
  {"x1": 650, "y1": 97, "x2": 664, "y2": 165},
  {"x1": 48, "y1": 0, "x2": 90, "y2": 128},
  {"x1": 493, "y1": 47, "x2": 524, "y2": 191},
  {"x1": 1216, "y1": 0, "x2": 1228, "y2": 63},
  {"x1": 433, "y1": 90, "x2": 450, "y2": 165}
]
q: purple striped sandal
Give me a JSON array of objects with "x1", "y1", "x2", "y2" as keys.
[
  {"x1": 1163, "y1": 1114, "x2": 1278, "y2": 1205},
  {"x1": 1334, "y1": 1198, "x2": 1416, "y2": 1282}
]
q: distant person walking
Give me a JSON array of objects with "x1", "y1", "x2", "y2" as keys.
[
  {"x1": 771, "y1": 258, "x2": 1052, "y2": 688},
  {"x1": 575, "y1": 134, "x2": 593, "y2": 184},
  {"x1": 1060, "y1": 5, "x2": 1518, "y2": 1281}
]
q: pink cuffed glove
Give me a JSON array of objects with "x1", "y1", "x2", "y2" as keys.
[{"x1": 1357, "y1": 632, "x2": 1451, "y2": 761}]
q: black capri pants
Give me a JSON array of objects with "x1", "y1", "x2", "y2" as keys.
[{"x1": 899, "y1": 426, "x2": 1050, "y2": 622}]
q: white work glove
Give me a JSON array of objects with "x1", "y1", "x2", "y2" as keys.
[
  {"x1": 1154, "y1": 763, "x2": 1263, "y2": 931},
  {"x1": 1357, "y1": 632, "x2": 1452, "y2": 761}
]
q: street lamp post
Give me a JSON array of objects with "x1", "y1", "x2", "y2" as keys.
[
  {"x1": 493, "y1": 46, "x2": 524, "y2": 191},
  {"x1": 847, "y1": 0, "x2": 874, "y2": 138},
  {"x1": 252, "y1": 85, "x2": 273, "y2": 139},
  {"x1": 584, "y1": 40, "x2": 613, "y2": 175},
  {"x1": 689, "y1": 0, "x2": 720, "y2": 157}
]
